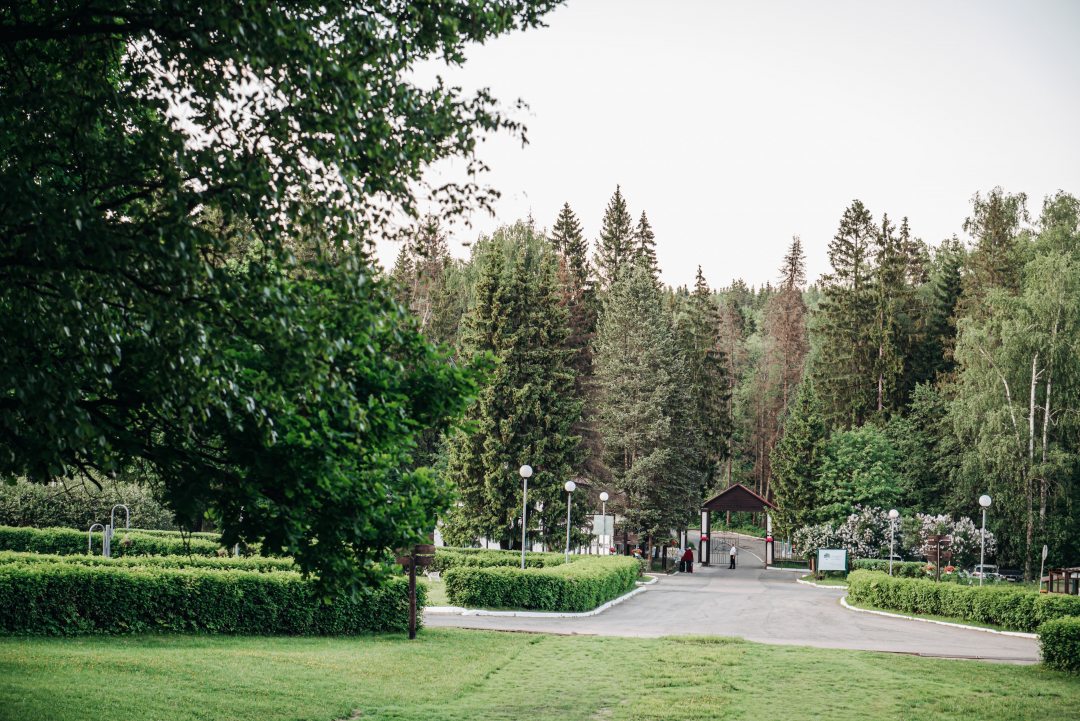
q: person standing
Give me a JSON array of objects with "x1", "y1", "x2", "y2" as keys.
[
  {"x1": 728, "y1": 542, "x2": 737, "y2": 569},
  {"x1": 680, "y1": 545, "x2": 695, "y2": 573}
]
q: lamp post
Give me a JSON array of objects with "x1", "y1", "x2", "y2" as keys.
[
  {"x1": 599, "y1": 491, "x2": 609, "y2": 555},
  {"x1": 888, "y1": 509, "x2": 899, "y2": 576},
  {"x1": 564, "y1": 480, "x2": 577, "y2": 563},
  {"x1": 978, "y1": 494, "x2": 992, "y2": 586},
  {"x1": 519, "y1": 465, "x2": 533, "y2": 570}
]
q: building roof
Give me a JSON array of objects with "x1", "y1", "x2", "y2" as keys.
[{"x1": 701, "y1": 483, "x2": 777, "y2": 512}]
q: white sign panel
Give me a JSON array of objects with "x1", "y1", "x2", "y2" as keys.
[
  {"x1": 817, "y1": 548, "x2": 847, "y2": 571},
  {"x1": 592, "y1": 514, "x2": 614, "y2": 536}
]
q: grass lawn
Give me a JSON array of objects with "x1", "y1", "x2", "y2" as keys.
[
  {"x1": 1, "y1": 630, "x2": 1076, "y2": 721},
  {"x1": 421, "y1": 577, "x2": 450, "y2": 606}
]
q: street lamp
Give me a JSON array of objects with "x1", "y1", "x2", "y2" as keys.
[
  {"x1": 599, "y1": 491, "x2": 609, "y2": 555},
  {"x1": 978, "y1": 494, "x2": 992, "y2": 586},
  {"x1": 519, "y1": 465, "x2": 533, "y2": 570},
  {"x1": 888, "y1": 509, "x2": 899, "y2": 576},
  {"x1": 564, "y1": 480, "x2": 577, "y2": 562}
]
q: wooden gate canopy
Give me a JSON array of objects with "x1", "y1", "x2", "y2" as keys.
[{"x1": 701, "y1": 483, "x2": 776, "y2": 513}]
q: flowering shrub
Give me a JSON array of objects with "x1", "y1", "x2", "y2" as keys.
[{"x1": 903, "y1": 513, "x2": 996, "y2": 567}]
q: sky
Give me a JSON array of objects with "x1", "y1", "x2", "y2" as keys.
[{"x1": 373, "y1": 0, "x2": 1080, "y2": 289}]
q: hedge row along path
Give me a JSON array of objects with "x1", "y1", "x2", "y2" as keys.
[{"x1": 426, "y1": 562, "x2": 1041, "y2": 663}]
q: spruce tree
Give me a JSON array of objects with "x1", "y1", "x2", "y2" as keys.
[
  {"x1": 634, "y1": 211, "x2": 659, "y2": 281},
  {"x1": 685, "y1": 267, "x2": 732, "y2": 486},
  {"x1": 594, "y1": 260, "x2": 695, "y2": 555},
  {"x1": 551, "y1": 202, "x2": 585, "y2": 259},
  {"x1": 769, "y1": 379, "x2": 828, "y2": 534},
  {"x1": 444, "y1": 222, "x2": 583, "y2": 549},
  {"x1": 780, "y1": 235, "x2": 807, "y2": 290},
  {"x1": 812, "y1": 199, "x2": 878, "y2": 427},
  {"x1": 594, "y1": 185, "x2": 635, "y2": 290},
  {"x1": 960, "y1": 187, "x2": 1030, "y2": 313},
  {"x1": 871, "y1": 213, "x2": 907, "y2": 414}
]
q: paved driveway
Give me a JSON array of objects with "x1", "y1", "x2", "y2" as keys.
[{"x1": 425, "y1": 563, "x2": 1040, "y2": 663}]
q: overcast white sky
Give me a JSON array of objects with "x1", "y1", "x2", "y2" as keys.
[{"x1": 373, "y1": 0, "x2": 1080, "y2": 289}]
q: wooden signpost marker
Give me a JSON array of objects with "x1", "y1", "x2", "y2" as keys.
[{"x1": 398, "y1": 544, "x2": 436, "y2": 640}]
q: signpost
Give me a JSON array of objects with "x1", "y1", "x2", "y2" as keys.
[
  {"x1": 816, "y1": 548, "x2": 847, "y2": 573},
  {"x1": 397, "y1": 543, "x2": 436, "y2": 640},
  {"x1": 925, "y1": 534, "x2": 953, "y2": 582}
]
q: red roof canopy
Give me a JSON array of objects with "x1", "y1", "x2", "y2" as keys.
[{"x1": 701, "y1": 483, "x2": 776, "y2": 512}]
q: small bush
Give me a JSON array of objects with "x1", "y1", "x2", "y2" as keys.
[
  {"x1": 846, "y1": 570, "x2": 1080, "y2": 632},
  {"x1": 443, "y1": 556, "x2": 639, "y2": 612},
  {"x1": 430, "y1": 547, "x2": 566, "y2": 573},
  {"x1": 852, "y1": 559, "x2": 928, "y2": 578},
  {"x1": 0, "y1": 550, "x2": 295, "y2": 573},
  {"x1": 0, "y1": 525, "x2": 234, "y2": 557},
  {"x1": 1038, "y1": 616, "x2": 1080, "y2": 673},
  {"x1": 0, "y1": 479, "x2": 176, "y2": 530},
  {"x1": 0, "y1": 562, "x2": 418, "y2": 635}
]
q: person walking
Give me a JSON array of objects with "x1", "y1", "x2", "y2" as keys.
[{"x1": 728, "y1": 542, "x2": 737, "y2": 569}]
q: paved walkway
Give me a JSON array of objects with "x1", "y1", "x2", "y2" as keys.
[{"x1": 426, "y1": 562, "x2": 1040, "y2": 663}]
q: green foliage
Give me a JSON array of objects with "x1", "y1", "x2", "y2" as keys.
[
  {"x1": 0, "y1": 550, "x2": 294, "y2": 573},
  {"x1": 0, "y1": 0, "x2": 556, "y2": 594},
  {"x1": 846, "y1": 570, "x2": 1080, "y2": 632},
  {"x1": 770, "y1": 380, "x2": 827, "y2": 534},
  {"x1": 443, "y1": 556, "x2": 639, "y2": 611},
  {"x1": 443, "y1": 223, "x2": 583, "y2": 548},
  {"x1": 594, "y1": 186, "x2": 636, "y2": 289},
  {"x1": 429, "y1": 547, "x2": 566, "y2": 573},
  {"x1": 816, "y1": 425, "x2": 901, "y2": 523},
  {"x1": 595, "y1": 262, "x2": 698, "y2": 541},
  {"x1": 1038, "y1": 616, "x2": 1080, "y2": 673},
  {"x1": 851, "y1": 559, "x2": 929, "y2": 578},
  {"x1": 0, "y1": 525, "x2": 232, "y2": 557},
  {"x1": 0, "y1": 478, "x2": 175, "y2": 530},
  {"x1": 0, "y1": 562, "x2": 418, "y2": 635}
]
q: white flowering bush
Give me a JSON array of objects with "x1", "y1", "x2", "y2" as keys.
[
  {"x1": 792, "y1": 523, "x2": 839, "y2": 558},
  {"x1": 903, "y1": 513, "x2": 996, "y2": 567},
  {"x1": 836, "y1": 506, "x2": 892, "y2": 558}
]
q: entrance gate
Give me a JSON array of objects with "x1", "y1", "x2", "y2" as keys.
[{"x1": 698, "y1": 483, "x2": 777, "y2": 567}]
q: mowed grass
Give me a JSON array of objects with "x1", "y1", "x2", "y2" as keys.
[{"x1": 1, "y1": 630, "x2": 1076, "y2": 721}]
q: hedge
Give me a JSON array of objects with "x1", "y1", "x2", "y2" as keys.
[
  {"x1": 1038, "y1": 616, "x2": 1080, "y2": 673},
  {"x1": 0, "y1": 550, "x2": 295, "y2": 573},
  {"x1": 0, "y1": 562, "x2": 420, "y2": 635},
  {"x1": 0, "y1": 525, "x2": 233, "y2": 557},
  {"x1": 443, "y1": 556, "x2": 639, "y2": 612},
  {"x1": 430, "y1": 547, "x2": 567, "y2": 573},
  {"x1": 851, "y1": 559, "x2": 928, "y2": 578},
  {"x1": 846, "y1": 570, "x2": 1080, "y2": 632},
  {"x1": 0, "y1": 478, "x2": 175, "y2": 531}
]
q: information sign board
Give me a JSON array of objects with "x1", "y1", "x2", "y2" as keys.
[{"x1": 817, "y1": 548, "x2": 848, "y2": 571}]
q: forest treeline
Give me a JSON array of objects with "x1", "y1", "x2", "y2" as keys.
[{"x1": 389, "y1": 186, "x2": 1080, "y2": 577}]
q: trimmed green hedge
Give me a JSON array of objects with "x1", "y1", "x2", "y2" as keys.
[
  {"x1": 0, "y1": 562, "x2": 419, "y2": 635},
  {"x1": 852, "y1": 559, "x2": 928, "y2": 578},
  {"x1": 1038, "y1": 616, "x2": 1080, "y2": 673},
  {"x1": 0, "y1": 525, "x2": 232, "y2": 557},
  {"x1": 443, "y1": 556, "x2": 639, "y2": 612},
  {"x1": 430, "y1": 547, "x2": 566, "y2": 573},
  {"x1": 0, "y1": 551, "x2": 295, "y2": 573},
  {"x1": 846, "y1": 570, "x2": 1080, "y2": 632},
  {"x1": 0, "y1": 478, "x2": 176, "y2": 531}
]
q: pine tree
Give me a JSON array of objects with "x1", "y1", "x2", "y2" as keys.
[
  {"x1": 551, "y1": 202, "x2": 585, "y2": 258},
  {"x1": 634, "y1": 211, "x2": 659, "y2": 281},
  {"x1": 443, "y1": 222, "x2": 583, "y2": 549},
  {"x1": 594, "y1": 186, "x2": 635, "y2": 290},
  {"x1": 780, "y1": 235, "x2": 807, "y2": 290},
  {"x1": 960, "y1": 187, "x2": 1030, "y2": 310},
  {"x1": 871, "y1": 213, "x2": 907, "y2": 414},
  {"x1": 769, "y1": 379, "x2": 828, "y2": 535},
  {"x1": 812, "y1": 199, "x2": 878, "y2": 427}
]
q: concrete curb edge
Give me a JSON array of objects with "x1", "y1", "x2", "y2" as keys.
[
  {"x1": 426, "y1": 585, "x2": 648, "y2": 619},
  {"x1": 796, "y1": 576, "x2": 848, "y2": 590},
  {"x1": 839, "y1": 596, "x2": 1038, "y2": 639}
]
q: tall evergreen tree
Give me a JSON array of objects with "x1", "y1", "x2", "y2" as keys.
[
  {"x1": 812, "y1": 199, "x2": 878, "y2": 426},
  {"x1": 443, "y1": 222, "x2": 583, "y2": 549},
  {"x1": 551, "y1": 202, "x2": 585, "y2": 259},
  {"x1": 960, "y1": 187, "x2": 1030, "y2": 310},
  {"x1": 871, "y1": 213, "x2": 908, "y2": 414},
  {"x1": 780, "y1": 235, "x2": 807, "y2": 290},
  {"x1": 594, "y1": 260, "x2": 696, "y2": 556},
  {"x1": 769, "y1": 380, "x2": 828, "y2": 535},
  {"x1": 634, "y1": 211, "x2": 659, "y2": 281},
  {"x1": 594, "y1": 185, "x2": 635, "y2": 290}
]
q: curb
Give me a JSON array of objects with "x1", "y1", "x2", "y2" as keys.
[
  {"x1": 767, "y1": 566, "x2": 810, "y2": 573},
  {"x1": 839, "y1": 596, "x2": 1038, "y2": 639},
  {"x1": 796, "y1": 577, "x2": 848, "y2": 590},
  {"x1": 638, "y1": 574, "x2": 659, "y2": 586},
  {"x1": 425, "y1": 585, "x2": 648, "y2": 619}
]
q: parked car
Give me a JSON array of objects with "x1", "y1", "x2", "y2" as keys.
[
  {"x1": 970, "y1": 563, "x2": 1000, "y2": 580},
  {"x1": 998, "y1": 568, "x2": 1023, "y2": 582}
]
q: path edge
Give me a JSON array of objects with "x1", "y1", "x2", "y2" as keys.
[
  {"x1": 426, "y1": 585, "x2": 647, "y2": 619},
  {"x1": 839, "y1": 596, "x2": 1038, "y2": 639}
]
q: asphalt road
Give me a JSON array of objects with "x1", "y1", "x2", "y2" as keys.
[{"x1": 425, "y1": 561, "x2": 1040, "y2": 663}]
